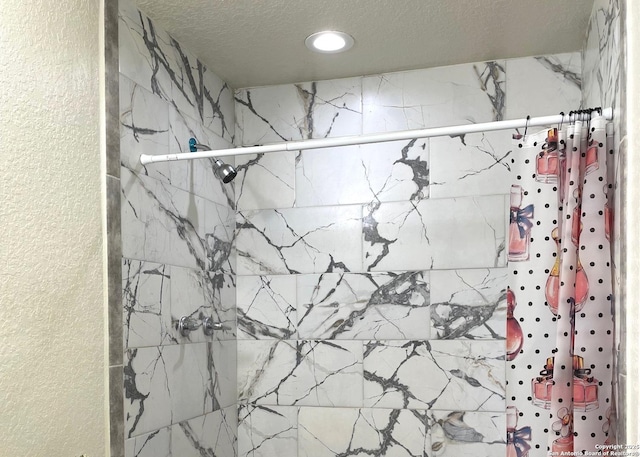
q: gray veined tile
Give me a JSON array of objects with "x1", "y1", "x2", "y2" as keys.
[
  {"x1": 119, "y1": 74, "x2": 170, "y2": 183},
  {"x1": 428, "y1": 411, "x2": 505, "y2": 457},
  {"x1": 235, "y1": 77, "x2": 362, "y2": 146},
  {"x1": 168, "y1": 105, "x2": 236, "y2": 208},
  {"x1": 172, "y1": 407, "x2": 238, "y2": 457},
  {"x1": 363, "y1": 340, "x2": 505, "y2": 411},
  {"x1": 204, "y1": 272, "x2": 237, "y2": 341},
  {"x1": 237, "y1": 275, "x2": 297, "y2": 340},
  {"x1": 238, "y1": 405, "x2": 298, "y2": 457},
  {"x1": 202, "y1": 199, "x2": 235, "y2": 274},
  {"x1": 169, "y1": 265, "x2": 208, "y2": 343},
  {"x1": 209, "y1": 340, "x2": 238, "y2": 410},
  {"x1": 236, "y1": 205, "x2": 363, "y2": 275},
  {"x1": 124, "y1": 346, "x2": 173, "y2": 438},
  {"x1": 119, "y1": 1, "x2": 172, "y2": 99},
  {"x1": 429, "y1": 131, "x2": 512, "y2": 199},
  {"x1": 124, "y1": 426, "x2": 171, "y2": 457},
  {"x1": 124, "y1": 344, "x2": 213, "y2": 438},
  {"x1": 296, "y1": 271, "x2": 430, "y2": 340},
  {"x1": 298, "y1": 407, "x2": 428, "y2": 457},
  {"x1": 363, "y1": 196, "x2": 506, "y2": 272},
  {"x1": 237, "y1": 340, "x2": 363, "y2": 407},
  {"x1": 234, "y1": 151, "x2": 296, "y2": 211},
  {"x1": 430, "y1": 269, "x2": 508, "y2": 340},
  {"x1": 505, "y1": 52, "x2": 582, "y2": 120},
  {"x1": 362, "y1": 61, "x2": 505, "y2": 134},
  {"x1": 122, "y1": 259, "x2": 172, "y2": 349},
  {"x1": 201, "y1": 65, "x2": 235, "y2": 142},
  {"x1": 120, "y1": 167, "x2": 209, "y2": 270},
  {"x1": 295, "y1": 139, "x2": 429, "y2": 207}
]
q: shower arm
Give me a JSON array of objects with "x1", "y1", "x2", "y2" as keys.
[{"x1": 140, "y1": 107, "x2": 613, "y2": 165}]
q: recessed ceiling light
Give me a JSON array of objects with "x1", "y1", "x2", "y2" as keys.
[{"x1": 305, "y1": 31, "x2": 354, "y2": 54}]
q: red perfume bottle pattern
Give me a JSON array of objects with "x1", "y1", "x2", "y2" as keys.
[
  {"x1": 535, "y1": 128, "x2": 560, "y2": 184},
  {"x1": 531, "y1": 355, "x2": 599, "y2": 411},
  {"x1": 506, "y1": 406, "x2": 531, "y2": 457},
  {"x1": 545, "y1": 227, "x2": 589, "y2": 315},
  {"x1": 508, "y1": 185, "x2": 534, "y2": 262},
  {"x1": 506, "y1": 288, "x2": 523, "y2": 361}
]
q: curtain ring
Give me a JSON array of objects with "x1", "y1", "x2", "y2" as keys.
[
  {"x1": 559, "y1": 111, "x2": 565, "y2": 131},
  {"x1": 524, "y1": 115, "x2": 530, "y2": 139}
]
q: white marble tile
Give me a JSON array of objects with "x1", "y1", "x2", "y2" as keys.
[
  {"x1": 122, "y1": 259, "x2": 172, "y2": 349},
  {"x1": 428, "y1": 411, "x2": 505, "y2": 457},
  {"x1": 121, "y1": 167, "x2": 174, "y2": 266},
  {"x1": 298, "y1": 407, "x2": 428, "y2": 457},
  {"x1": 235, "y1": 77, "x2": 362, "y2": 146},
  {"x1": 237, "y1": 340, "x2": 363, "y2": 406},
  {"x1": 295, "y1": 139, "x2": 430, "y2": 207},
  {"x1": 362, "y1": 62, "x2": 506, "y2": 134},
  {"x1": 118, "y1": 0, "x2": 172, "y2": 99},
  {"x1": 120, "y1": 74, "x2": 171, "y2": 183},
  {"x1": 169, "y1": 266, "x2": 208, "y2": 343},
  {"x1": 202, "y1": 199, "x2": 235, "y2": 274},
  {"x1": 235, "y1": 151, "x2": 296, "y2": 211},
  {"x1": 237, "y1": 275, "x2": 297, "y2": 339},
  {"x1": 125, "y1": 426, "x2": 171, "y2": 457},
  {"x1": 124, "y1": 346, "x2": 174, "y2": 438},
  {"x1": 236, "y1": 205, "x2": 363, "y2": 275},
  {"x1": 430, "y1": 269, "x2": 508, "y2": 340},
  {"x1": 201, "y1": 65, "x2": 235, "y2": 142},
  {"x1": 204, "y1": 272, "x2": 237, "y2": 341},
  {"x1": 168, "y1": 105, "x2": 235, "y2": 207},
  {"x1": 172, "y1": 407, "x2": 237, "y2": 457},
  {"x1": 364, "y1": 196, "x2": 506, "y2": 271},
  {"x1": 297, "y1": 272, "x2": 430, "y2": 340},
  {"x1": 429, "y1": 131, "x2": 511, "y2": 199},
  {"x1": 209, "y1": 340, "x2": 237, "y2": 410},
  {"x1": 505, "y1": 53, "x2": 582, "y2": 120},
  {"x1": 238, "y1": 405, "x2": 298, "y2": 457},
  {"x1": 363, "y1": 340, "x2": 505, "y2": 411},
  {"x1": 168, "y1": 343, "x2": 212, "y2": 423}
]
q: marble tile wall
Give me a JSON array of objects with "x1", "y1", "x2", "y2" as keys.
[
  {"x1": 118, "y1": 0, "x2": 237, "y2": 455},
  {"x1": 234, "y1": 53, "x2": 582, "y2": 457},
  {"x1": 582, "y1": 0, "x2": 626, "y2": 444}
]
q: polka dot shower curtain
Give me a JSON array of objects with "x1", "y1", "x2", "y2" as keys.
[{"x1": 506, "y1": 114, "x2": 615, "y2": 455}]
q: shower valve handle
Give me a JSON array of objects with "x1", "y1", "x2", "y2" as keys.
[
  {"x1": 178, "y1": 316, "x2": 199, "y2": 336},
  {"x1": 203, "y1": 316, "x2": 224, "y2": 336}
]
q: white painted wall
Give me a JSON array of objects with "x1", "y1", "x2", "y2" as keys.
[{"x1": 0, "y1": 1, "x2": 106, "y2": 456}]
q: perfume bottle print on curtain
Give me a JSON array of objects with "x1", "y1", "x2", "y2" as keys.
[
  {"x1": 506, "y1": 287, "x2": 523, "y2": 361},
  {"x1": 507, "y1": 406, "x2": 531, "y2": 457},
  {"x1": 531, "y1": 355, "x2": 599, "y2": 411},
  {"x1": 545, "y1": 227, "x2": 589, "y2": 315},
  {"x1": 508, "y1": 185, "x2": 534, "y2": 261}
]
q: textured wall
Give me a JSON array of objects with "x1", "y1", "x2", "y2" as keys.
[{"x1": 0, "y1": 0, "x2": 106, "y2": 456}]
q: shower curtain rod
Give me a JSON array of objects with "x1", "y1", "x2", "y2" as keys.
[{"x1": 140, "y1": 107, "x2": 613, "y2": 165}]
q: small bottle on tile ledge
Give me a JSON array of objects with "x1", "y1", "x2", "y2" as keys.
[{"x1": 506, "y1": 288, "x2": 523, "y2": 361}]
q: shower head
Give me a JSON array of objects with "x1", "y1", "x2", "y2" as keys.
[
  {"x1": 213, "y1": 159, "x2": 237, "y2": 183},
  {"x1": 189, "y1": 138, "x2": 237, "y2": 183}
]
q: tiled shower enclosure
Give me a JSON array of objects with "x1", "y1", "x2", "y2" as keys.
[{"x1": 115, "y1": 0, "x2": 623, "y2": 455}]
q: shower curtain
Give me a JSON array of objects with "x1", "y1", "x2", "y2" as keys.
[{"x1": 506, "y1": 114, "x2": 615, "y2": 455}]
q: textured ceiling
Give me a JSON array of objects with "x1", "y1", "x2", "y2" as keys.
[{"x1": 133, "y1": 0, "x2": 595, "y2": 88}]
